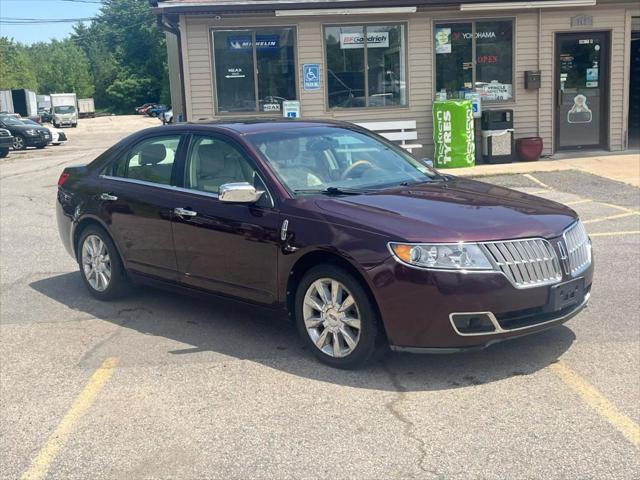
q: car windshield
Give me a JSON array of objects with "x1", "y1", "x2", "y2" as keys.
[
  {"x1": 54, "y1": 106, "x2": 76, "y2": 114},
  {"x1": 21, "y1": 119, "x2": 40, "y2": 126},
  {"x1": 0, "y1": 115, "x2": 23, "y2": 126},
  {"x1": 247, "y1": 126, "x2": 437, "y2": 193}
]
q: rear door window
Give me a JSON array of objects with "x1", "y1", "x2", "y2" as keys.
[{"x1": 106, "y1": 136, "x2": 182, "y2": 185}]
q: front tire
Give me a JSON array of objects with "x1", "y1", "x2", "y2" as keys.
[
  {"x1": 0, "y1": 148, "x2": 8, "y2": 158},
  {"x1": 78, "y1": 225, "x2": 129, "y2": 300},
  {"x1": 12, "y1": 135, "x2": 26, "y2": 150},
  {"x1": 295, "y1": 265, "x2": 379, "y2": 369}
]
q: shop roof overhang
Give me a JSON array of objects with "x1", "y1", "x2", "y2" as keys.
[{"x1": 150, "y1": 0, "x2": 592, "y2": 15}]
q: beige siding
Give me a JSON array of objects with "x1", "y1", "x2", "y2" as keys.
[
  {"x1": 539, "y1": 7, "x2": 628, "y2": 153},
  {"x1": 181, "y1": 4, "x2": 634, "y2": 156}
]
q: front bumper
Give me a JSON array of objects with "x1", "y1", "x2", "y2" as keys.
[
  {"x1": 25, "y1": 133, "x2": 50, "y2": 147},
  {"x1": 0, "y1": 136, "x2": 13, "y2": 148},
  {"x1": 369, "y1": 255, "x2": 594, "y2": 350}
]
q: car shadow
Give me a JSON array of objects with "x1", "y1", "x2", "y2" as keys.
[{"x1": 30, "y1": 272, "x2": 576, "y2": 392}]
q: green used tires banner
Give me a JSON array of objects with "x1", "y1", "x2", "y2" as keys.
[{"x1": 433, "y1": 100, "x2": 475, "y2": 168}]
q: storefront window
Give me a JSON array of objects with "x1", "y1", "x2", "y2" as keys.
[
  {"x1": 435, "y1": 20, "x2": 513, "y2": 102},
  {"x1": 325, "y1": 24, "x2": 407, "y2": 109},
  {"x1": 213, "y1": 28, "x2": 297, "y2": 113}
]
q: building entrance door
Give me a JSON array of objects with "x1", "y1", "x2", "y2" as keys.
[{"x1": 555, "y1": 32, "x2": 609, "y2": 150}]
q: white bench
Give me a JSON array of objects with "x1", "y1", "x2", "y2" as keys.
[{"x1": 355, "y1": 120, "x2": 423, "y2": 154}]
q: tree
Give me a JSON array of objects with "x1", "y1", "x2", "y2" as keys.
[
  {"x1": 26, "y1": 40, "x2": 95, "y2": 98},
  {"x1": 1, "y1": 0, "x2": 169, "y2": 113},
  {"x1": 72, "y1": 0, "x2": 169, "y2": 112},
  {"x1": 0, "y1": 37, "x2": 38, "y2": 90}
]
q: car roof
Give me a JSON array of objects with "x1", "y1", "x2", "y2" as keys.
[{"x1": 186, "y1": 118, "x2": 357, "y2": 135}]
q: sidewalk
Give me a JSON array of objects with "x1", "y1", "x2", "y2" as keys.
[{"x1": 451, "y1": 152, "x2": 640, "y2": 187}]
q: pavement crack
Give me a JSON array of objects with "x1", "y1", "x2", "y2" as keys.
[{"x1": 383, "y1": 364, "x2": 436, "y2": 479}]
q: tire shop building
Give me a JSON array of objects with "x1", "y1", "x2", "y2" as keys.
[{"x1": 151, "y1": 0, "x2": 640, "y2": 158}]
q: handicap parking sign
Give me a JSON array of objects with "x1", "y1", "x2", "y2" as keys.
[{"x1": 303, "y1": 64, "x2": 321, "y2": 91}]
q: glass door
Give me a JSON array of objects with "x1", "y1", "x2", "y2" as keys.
[{"x1": 555, "y1": 32, "x2": 609, "y2": 150}]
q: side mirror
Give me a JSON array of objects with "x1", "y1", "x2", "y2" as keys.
[{"x1": 219, "y1": 182, "x2": 264, "y2": 204}]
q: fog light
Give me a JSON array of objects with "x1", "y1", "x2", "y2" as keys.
[{"x1": 451, "y1": 313, "x2": 496, "y2": 334}]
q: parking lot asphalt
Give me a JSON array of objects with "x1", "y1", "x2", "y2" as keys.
[{"x1": 1, "y1": 117, "x2": 639, "y2": 479}]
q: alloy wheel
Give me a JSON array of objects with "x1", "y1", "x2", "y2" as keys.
[
  {"x1": 12, "y1": 136, "x2": 24, "y2": 150},
  {"x1": 302, "y1": 278, "x2": 361, "y2": 358},
  {"x1": 81, "y1": 234, "x2": 112, "y2": 292}
]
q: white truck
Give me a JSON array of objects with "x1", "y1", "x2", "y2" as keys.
[
  {"x1": 0, "y1": 90, "x2": 14, "y2": 113},
  {"x1": 50, "y1": 93, "x2": 78, "y2": 128},
  {"x1": 37, "y1": 95, "x2": 51, "y2": 112},
  {"x1": 78, "y1": 98, "x2": 95, "y2": 118}
]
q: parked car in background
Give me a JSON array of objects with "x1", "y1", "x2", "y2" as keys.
[
  {"x1": 0, "y1": 128, "x2": 13, "y2": 158},
  {"x1": 147, "y1": 104, "x2": 168, "y2": 117},
  {"x1": 0, "y1": 114, "x2": 50, "y2": 150},
  {"x1": 136, "y1": 103, "x2": 157, "y2": 114},
  {"x1": 39, "y1": 109, "x2": 53, "y2": 123},
  {"x1": 161, "y1": 109, "x2": 173, "y2": 125},
  {"x1": 55, "y1": 120, "x2": 593, "y2": 368},
  {"x1": 21, "y1": 119, "x2": 67, "y2": 145}
]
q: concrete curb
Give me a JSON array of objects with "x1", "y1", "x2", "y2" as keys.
[{"x1": 448, "y1": 153, "x2": 640, "y2": 187}]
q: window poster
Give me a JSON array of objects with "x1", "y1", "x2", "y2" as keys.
[{"x1": 435, "y1": 28, "x2": 452, "y2": 54}]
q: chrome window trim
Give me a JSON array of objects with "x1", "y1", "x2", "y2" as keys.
[
  {"x1": 449, "y1": 290, "x2": 590, "y2": 337},
  {"x1": 99, "y1": 174, "x2": 275, "y2": 208}
]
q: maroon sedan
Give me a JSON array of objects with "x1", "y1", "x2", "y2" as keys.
[{"x1": 56, "y1": 120, "x2": 593, "y2": 368}]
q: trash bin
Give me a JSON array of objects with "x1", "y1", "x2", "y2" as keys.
[
  {"x1": 432, "y1": 100, "x2": 475, "y2": 169},
  {"x1": 481, "y1": 109, "x2": 514, "y2": 164}
]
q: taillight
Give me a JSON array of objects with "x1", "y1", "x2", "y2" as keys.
[{"x1": 58, "y1": 172, "x2": 70, "y2": 186}]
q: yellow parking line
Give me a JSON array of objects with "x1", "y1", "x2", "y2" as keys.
[
  {"x1": 551, "y1": 361, "x2": 640, "y2": 447},
  {"x1": 583, "y1": 212, "x2": 640, "y2": 224},
  {"x1": 21, "y1": 357, "x2": 119, "y2": 480},
  {"x1": 523, "y1": 173, "x2": 551, "y2": 189},
  {"x1": 565, "y1": 199, "x2": 593, "y2": 206},
  {"x1": 590, "y1": 230, "x2": 640, "y2": 237},
  {"x1": 599, "y1": 202, "x2": 639, "y2": 214}
]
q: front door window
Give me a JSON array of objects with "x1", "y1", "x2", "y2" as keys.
[{"x1": 556, "y1": 32, "x2": 609, "y2": 150}]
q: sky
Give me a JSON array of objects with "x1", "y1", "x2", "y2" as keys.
[{"x1": 0, "y1": 0, "x2": 103, "y2": 44}]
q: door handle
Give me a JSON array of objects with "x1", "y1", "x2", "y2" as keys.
[
  {"x1": 174, "y1": 207, "x2": 197, "y2": 218},
  {"x1": 99, "y1": 193, "x2": 118, "y2": 201}
]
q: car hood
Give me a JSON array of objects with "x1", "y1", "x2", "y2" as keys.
[
  {"x1": 314, "y1": 178, "x2": 577, "y2": 242},
  {"x1": 6, "y1": 124, "x2": 49, "y2": 134}
]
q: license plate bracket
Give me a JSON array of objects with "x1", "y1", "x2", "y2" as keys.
[{"x1": 549, "y1": 277, "x2": 584, "y2": 311}]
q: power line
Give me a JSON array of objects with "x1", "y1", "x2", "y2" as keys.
[
  {"x1": 1, "y1": 18, "x2": 96, "y2": 24},
  {"x1": 2, "y1": 1, "x2": 102, "y2": 3}
]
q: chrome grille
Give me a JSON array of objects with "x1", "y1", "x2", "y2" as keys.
[
  {"x1": 482, "y1": 238, "x2": 562, "y2": 289},
  {"x1": 563, "y1": 221, "x2": 591, "y2": 276}
]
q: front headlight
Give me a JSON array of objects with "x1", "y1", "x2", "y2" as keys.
[
  {"x1": 388, "y1": 242, "x2": 495, "y2": 270},
  {"x1": 25, "y1": 129, "x2": 38, "y2": 136}
]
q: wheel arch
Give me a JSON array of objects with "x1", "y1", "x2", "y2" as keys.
[
  {"x1": 72, "y1": 216, "x2": 122, "y2": 262},
  {"x1": 286, "y1": 249, "x2": 387, "y2": 339}
]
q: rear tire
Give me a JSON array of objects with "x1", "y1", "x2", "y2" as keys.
[
  {"x1": 294, "y1": 265, "x2": 380, "y2": 369},
  {"x1": 0, "y1": 148, "x2": 8, "y2": 158},
  {"x1": 36, "y1": 145, "x2": 46, "y2": 149},
  {"x1": 78, "y1": 225, "x2": 130, "y2": 300}
]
